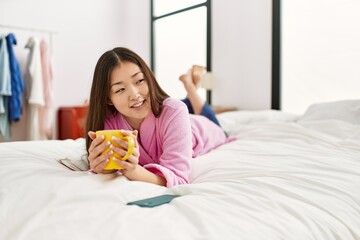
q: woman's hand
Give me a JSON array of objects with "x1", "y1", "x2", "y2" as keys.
[
  {"x1": 87, "y1": 131, "x2": 116, "y2": 174},
  {"x1": 112, "y1": 130, "x2": 140, "y2": 178},
  {"x1": 88, "y1": 129, "x2": 165, "y2": 186}
]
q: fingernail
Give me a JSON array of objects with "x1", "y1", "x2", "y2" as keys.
[{"x1": 106, "y1": 141, "x2": 111, "y2": 145}]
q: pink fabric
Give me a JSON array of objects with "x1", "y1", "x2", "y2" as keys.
[
  {"x1": 104, "y1": 98, "x2": 232, "y2": 187},
  {"x1": 39, "y1": 39, "x2": 53, "y2": 139}
]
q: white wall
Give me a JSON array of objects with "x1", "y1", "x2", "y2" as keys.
[
  {"x1": 282, "y1": 0, "x2": 360, "y2": 114},
  {"x1": 0, "y1": 0, "x2": 271, "y2": 141},
  {"x1": 0, "y1": 0, "x2": 150, "y2": 140}
]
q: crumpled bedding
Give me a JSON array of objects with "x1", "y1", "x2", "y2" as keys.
[{"x1": 1, "y1": 106, "x2": 359, "y2": 240}]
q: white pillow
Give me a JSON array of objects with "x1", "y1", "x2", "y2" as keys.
[
  {"x1": 217, "y1": 110, "x2": 299, "y2": 134},
  {"x1": 297, "y1": 99, "x2": 360, "y2": 125}
]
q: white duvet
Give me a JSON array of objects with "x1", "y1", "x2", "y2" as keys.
[{"x1": 1, "y1": 104, "x2": 360, "y2": 240}]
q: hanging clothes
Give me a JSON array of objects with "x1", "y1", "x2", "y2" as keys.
[
  {"x1": 25, "y1": 36, "x2": 44, "y2": 140},
  {"x1": 0, "y1": 35, "x2": 11, "y2": 139},
  {"x1": 39, "y1": 39, "x2": 54, "y2": 139},
  {"x1": 6, "y1": 33, "x2": 24, "y2": 122}
]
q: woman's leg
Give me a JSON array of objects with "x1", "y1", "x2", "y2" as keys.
[
  {"x1": 179, "y1": 66, "x2": 221, "y2": 127},
  {"x1": 179, "y1": 68, "x2": 205, "y2": 115},
  {"x1": 198, "y1": 102, "x2": 221, "y2": 126}
]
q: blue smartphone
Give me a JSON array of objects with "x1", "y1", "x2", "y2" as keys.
[{"x1": 126, "y1": 194, "x2": 181, "y2": 208}]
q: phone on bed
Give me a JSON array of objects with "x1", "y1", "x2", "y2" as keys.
[{"x1": 127, "y1": 194, "x2": 181, "y2": 208}]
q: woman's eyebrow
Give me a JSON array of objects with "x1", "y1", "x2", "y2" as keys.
[
  {"x1": 110, "y1": 71, "x2": 143, "y2": 87},
  {"x1": 110, "y1": 81, "x2": 123, "y2": 87},
  {"x1": 131, "y1": 71, "x2": 143, "y2": 78}
]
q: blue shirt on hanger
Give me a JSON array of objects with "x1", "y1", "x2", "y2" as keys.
[
  {"x1": 0, "y1": 35, "x2": 11, "y2": 139},
  {"x1": 6, "y1": 33, "x2": 24, "y2": 122}
]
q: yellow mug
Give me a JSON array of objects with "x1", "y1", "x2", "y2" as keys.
[{"x1": 95, "y1": 130, "x2": 135, "y2": 170}]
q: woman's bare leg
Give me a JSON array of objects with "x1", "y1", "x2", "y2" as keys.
[
  {"x1": 180, "y1": 66, "x2": 222, "y2": 127},
  {"x1": 192, "y1": 65, "x2": 206, "y2": 89},
  {"x1": 179, "y1": 68, "x2": 205, "y2": 115}
]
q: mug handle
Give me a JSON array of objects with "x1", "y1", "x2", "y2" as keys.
[{"x1": 120, "y1": 136, "x2": 135, "y2": 160}]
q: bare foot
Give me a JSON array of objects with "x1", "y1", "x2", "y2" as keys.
[
  {"x1": 179, "y1": 67, "x2": 206, "y2": 115},
  {"x1": 192, "y1": 65, "x2": 206, "y2": 89},
  {"x1": 179, "y1": 69, "x2": 196, "y2": 93}
]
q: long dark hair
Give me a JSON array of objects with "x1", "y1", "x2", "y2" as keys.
[{"x1": 85, "y1": 47, "x2": 169, "y2": 151}]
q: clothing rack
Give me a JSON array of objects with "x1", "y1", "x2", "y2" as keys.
[
  {"x1": 0, "y1": 24, "x2": 56, "y2": 141},
  {"x1": 0, "y1": 24, "x2": 57, "y2": 35},
  {"x1": 0, "y1": 24, "x2": 56, "y2": 53}
]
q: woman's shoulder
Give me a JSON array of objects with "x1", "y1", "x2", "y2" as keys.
[
  {"x1": 163, "y1": 97, "x2": 187, "y2": 110},
  {"x1": 160, "y1": 97, "x2": 188, "y2": 120}
]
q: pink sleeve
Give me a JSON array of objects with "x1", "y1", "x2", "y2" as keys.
[
  {"x1": 144, "y1": 163, "x2": 189, "y2": 187},
  {"x1": 144, "y1": 101, "x2": 192, "y2": 187}
]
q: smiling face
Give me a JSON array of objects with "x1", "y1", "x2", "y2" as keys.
[{"x1": 108, "y1": 61, "x2": 150, "y2": 129}]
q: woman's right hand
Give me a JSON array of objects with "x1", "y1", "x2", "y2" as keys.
[{"x1": 87, "y1": 131, "x2": 116, "y2": 174}]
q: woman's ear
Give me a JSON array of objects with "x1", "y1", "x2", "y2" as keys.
[{"x1": 107, "y1": 99, "x2": 113, "y2": 105}]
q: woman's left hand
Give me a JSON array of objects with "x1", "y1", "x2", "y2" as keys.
[{"x1": 111, "y1": 130, "x2": 140, "y2": 175}]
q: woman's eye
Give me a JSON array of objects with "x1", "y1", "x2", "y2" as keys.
[
  {"x1": 136, "y1": 79, "x2": 145, "y2": 85},
  {"x1": 115, "y1": 88, "x2": 125, "y2": 93}
]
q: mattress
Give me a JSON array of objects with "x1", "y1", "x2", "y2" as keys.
[{"x1": 1, "y1": 100, "x2": 360, "y2": 240}]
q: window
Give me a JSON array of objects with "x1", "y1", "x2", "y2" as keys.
[
  {"x1": 151, "y1": 0, "x2": 211, "y2": 103},
  {"x1": 274, "y1": 0, "x2": 360, "y2": 114}
]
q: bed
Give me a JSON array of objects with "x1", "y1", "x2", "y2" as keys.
[{"x1": 1, "y1": 99, "x2": 360, "y2": 240}]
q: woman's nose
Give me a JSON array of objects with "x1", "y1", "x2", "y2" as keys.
[{"x1": 128, "y1": 85, "x2": 140, "y2": 100}]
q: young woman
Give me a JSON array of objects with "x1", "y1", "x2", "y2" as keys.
[{"x1": 85, "y1": 47, "x2": 231, "y2": 187}]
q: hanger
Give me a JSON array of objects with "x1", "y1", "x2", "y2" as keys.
[{"x1": 25, "y1": 36, "x2": 35, "y2": 49}]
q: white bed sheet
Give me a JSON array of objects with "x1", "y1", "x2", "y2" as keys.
[{"x1": 1, "y1": 108, "x2": 360, "y2": 240}]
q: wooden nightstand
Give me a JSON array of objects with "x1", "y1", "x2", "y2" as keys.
[
  {"x1": 212, "y1": 106, "x2": 238, "y2": 114},
  {"x1": 57, "y1": 106, "x2": 88, "y2": 140}
]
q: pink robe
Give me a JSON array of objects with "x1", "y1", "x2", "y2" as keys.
[{"x1": 104, "y1": 98, "x2": 231, "y2": 187}]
